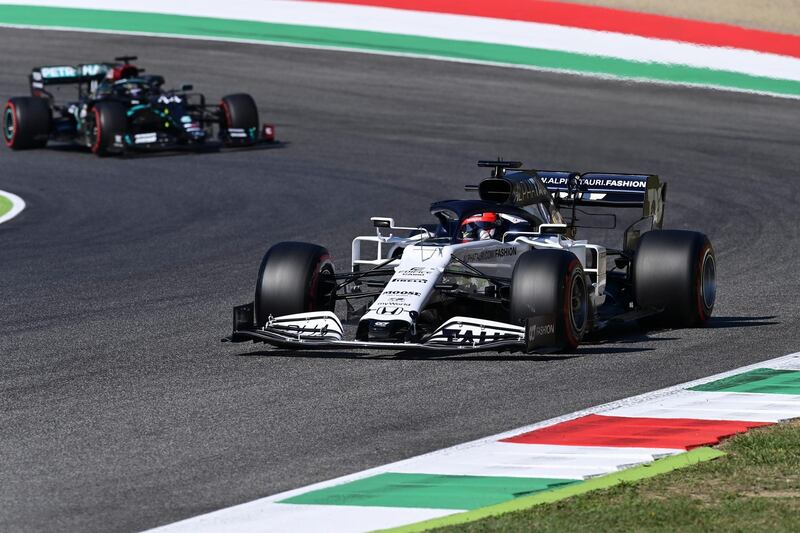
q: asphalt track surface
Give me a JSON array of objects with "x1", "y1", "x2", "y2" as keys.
[{"x1": 2, "y1": 28, "x2": 799, "y2": 532}]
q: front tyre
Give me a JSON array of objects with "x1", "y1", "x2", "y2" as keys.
[
  {"x1": 3, "y1": 97, "x2": 51, "y2": 149},
  {"x1": 220, "y1": 93, "x2": 259, "y2": 146},
  {"x1": 510, "y1": 249, "x2": 588, "y2": 351},
  {"x1": 254, "y1": 242, "x2": 336, "y2": 326},
  {"x1": 634, "y1": 230, "x2": 716, "y2": 328},
  {"x1": 90, "y1": 101, "x2": 127, "y2": 156}
]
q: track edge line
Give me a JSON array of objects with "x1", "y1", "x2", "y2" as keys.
[{"x1": 0, "y1": 189, "x2": 26, "y2": 225}]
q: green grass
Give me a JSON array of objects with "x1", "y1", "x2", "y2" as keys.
[
  {"x1": 431, "y1": 421, "x2": 800, "y2": 533},
  {"x1": 0, "y1": 194, "x2": 12, "y2": 218}
]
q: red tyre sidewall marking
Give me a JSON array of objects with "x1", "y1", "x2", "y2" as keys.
[
  {"x1": 307, "y1": 253, "x2": 332, "y2": 311},
  {"x1": 4, "y1": 101, "x2": 17, "y2": 147},
  {"x1": 695, "y1": 244, "x2": 712, "y2": 322},
  {"x1": 220, "y1": 101, "x2": 232, "y2": 128},
  {"x1": 562, "y1": 258, "x2": 581, "y2": 349},
  {"x1": 91, "y1": 107, "x2": 102, "y2": 154}
]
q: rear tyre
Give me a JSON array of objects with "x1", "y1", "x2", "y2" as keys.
[
  {"x1": 90, "y1": 101, "x2": 127, "y2": 156},
  {"x1": 220, "y1": 93, "x2": 259, "y2": 146},
  {"x1": 634, "y1": 230, "x2": 715, "y2": 328},
  {"x1": 254, "y1": 242, "x2": 336, "y2": 326},
  {"x1": 3, "y1": 97, "x2": 51, "y2": 149},
  {"x1": 510, "y1": 249, "x2": 588, "y2": 351}
]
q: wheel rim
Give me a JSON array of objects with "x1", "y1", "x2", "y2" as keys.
[
  {"x1": 569, "y1": 273, "x2": 587, "y2": 332},
  {"x1": 318, "y1": 267, "x2": 336, "y2": 311},
  {"x1": 3, "y1": 106, "x2": 14, "y2": 141},
  {"x1": 308, "y1": 260, "x2": 335, "y2": 312},
  {"x1": 701, "y1": 250, "x2": 716, "y2": 310}
]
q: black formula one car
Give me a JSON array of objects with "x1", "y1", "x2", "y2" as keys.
[{"x1": 3, "y1": 56, "x2": 276, "y2": 155}]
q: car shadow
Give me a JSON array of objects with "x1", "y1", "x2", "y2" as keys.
[
  {"x1": 233, "y1": 344, "x2": 653, "y2": 362},
  {"x1": 585, "y1": 315, "x2": 778, "y2": 343},
  {"x1": 706, "y1": 315, "x2": 779, "y2": 328},
  {"x1": 584, "y1": 323, "x2": 678, "y2": 345},
  {"x1": 43, "y1": 140, "x2": 288, "y2": 159}
]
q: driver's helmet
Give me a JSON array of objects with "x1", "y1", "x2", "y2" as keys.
[
  {"x1": 108, "y1": 64, "x2": 140, "y2": 82},
  {"x1": 459, "y1": 212, "x2": 500, "y2": 242},
  {"x1": 113, "y1": 80, "x2": 147, "y2": 98}
]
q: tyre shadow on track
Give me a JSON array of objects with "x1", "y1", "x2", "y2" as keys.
[
  {"x1": 233, "y1": 345, "x2": 652, "y2": 362},
  {"x1": 584, "y1": 315, "x2": 778, "y2": 345},
  {"x1": 39, "y1": 140, "x2": 288, "y2": 159},
  {"x1": 705, "y1": 315, "x2": 779, "y2": 328}
]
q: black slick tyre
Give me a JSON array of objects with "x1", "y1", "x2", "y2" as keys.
[
  {"x1": 254, "y1": 242, "x2": 336, "y2": 326},
  {"x1": 220, "y1": 93, "x2": 259, "y2": 146},
  {"x1": 510, "y1": 249, "x2": 588, "y2": 351},
  {"x1": 90, "y1": 101, "x2": 127, "y2": 156},
  {"x1": 3, "y1": 97, "x2": 51, "y2": 149},
  {"x1": 634, "y1": 230, "x2": 716, "y2": 328}
]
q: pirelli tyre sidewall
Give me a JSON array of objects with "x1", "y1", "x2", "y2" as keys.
[
  {"x1": 3, "y1": 97, "x2": 51, "y2": 149},
  {"x1": 220, "y1": 93, "x2": 259, "y2": 146},
  {"x1": 634, "y1": 230, "x2": 716, "y2": 328},
  {"x1": 90, "y1": 101, "x2": 127, "y2": 156},
  {"x1": 510, "y1": 249, "x2": 588, "y2": 351},
  {"x1": 254, "y1": 242, "x2": 335, "y2": 326}
]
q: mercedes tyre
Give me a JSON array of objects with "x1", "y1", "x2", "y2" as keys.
[
  {"x1": 220, "y1": 93, "x2": 259, "y2": 146},
  {"x1": 90, "y1": 101, "x2": 127, "y2": 156},
  {"x1": 3, "y1": 97, "x2": 51, "y2": 149}
]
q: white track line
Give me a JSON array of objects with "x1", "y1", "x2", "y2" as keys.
[
  {"x1": 0, "y1": 190, "x2": 26, "y2": 225},
  {"x1": 149, "y1": 352, "x2": 800, "y2": 532}
]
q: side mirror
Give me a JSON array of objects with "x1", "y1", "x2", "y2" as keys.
[
  {"x1": 538, "y1": 224, "x2": 568, "y2": 235},
  {"x1": 180, "y1": 84, "x2": 193, "y2": 92},
  {"x1": 371, "y1": 217, "x2": 393, "y2": 228}
]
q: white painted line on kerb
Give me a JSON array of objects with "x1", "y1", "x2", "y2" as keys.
[
  {"x1": 0, "y1": 190, "x2": 26, "y2": 225},
  {"x1": 387, "y1": 442, "x2": 681, "y2": 479},
  {"x1": 149, "y1": 351, "x2": 800, "y2": 532}
]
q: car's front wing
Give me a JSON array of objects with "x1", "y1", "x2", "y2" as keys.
[{"x1": 223, "y1": 304, "x2": 557, "y2": 353}]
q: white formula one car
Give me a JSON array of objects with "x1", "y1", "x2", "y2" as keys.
[{"x1": 226, "y1": 160, "x2": 716, "y2": 353}]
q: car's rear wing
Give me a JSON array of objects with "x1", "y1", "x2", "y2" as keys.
[
  {"x1": 30, "y1": 63, "x2": 112, "y2": 96},
  {"x1": 538, "y1": 171, "x2": 666, "y2": 229}
]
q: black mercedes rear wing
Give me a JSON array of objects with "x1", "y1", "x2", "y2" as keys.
[{"x1": 30, "y1": 63, "x2": 112, "y2": 97}]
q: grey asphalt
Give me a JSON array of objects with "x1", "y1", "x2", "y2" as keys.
[{"x1": 1, "y1": 28, "x2": 799, "y2": 532}]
